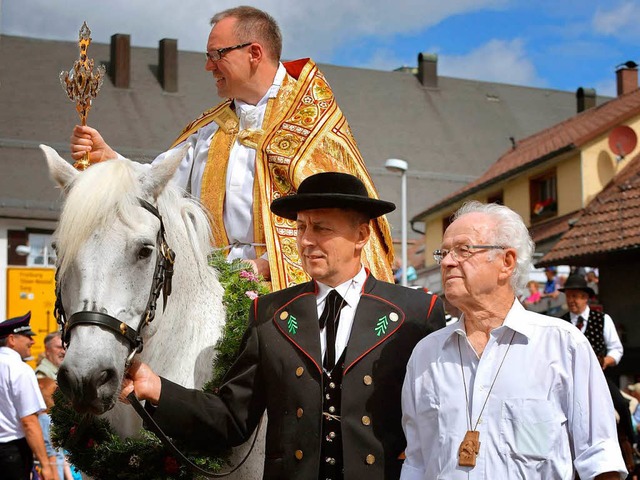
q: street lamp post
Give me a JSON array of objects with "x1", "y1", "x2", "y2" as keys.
[{"x1": 385, "y1": 158, "x2": 408, "y2": 286}]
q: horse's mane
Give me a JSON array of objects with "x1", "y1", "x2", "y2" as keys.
[{"x1": 56, "y1": 159, "x2": 213, "y2": 279}]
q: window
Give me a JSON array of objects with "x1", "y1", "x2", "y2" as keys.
[
  {"x1": 7, "y1": 230, "x2": 56, "y2": 267},
  {"x1": 487, "y1": 191, "x2": 504, "y2": 205},
  {"x1": 530, "y1": 170, "x2": 558, "y2": 222},
  {"x1": 442, "y1": 212, "x2": 454, "y2": 235}
]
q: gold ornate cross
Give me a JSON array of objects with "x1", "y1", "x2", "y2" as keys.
[{"x1": 59, "y1": 21, "x2": 106, "y2": 170}]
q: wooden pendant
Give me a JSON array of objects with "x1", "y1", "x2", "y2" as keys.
[{"x1": 458, "y1": 430, "x2": 480, "y2": 467}]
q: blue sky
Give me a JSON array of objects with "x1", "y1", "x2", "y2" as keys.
[{"x1": 2, "y1": 0, "x2": 639, "y2": 96}]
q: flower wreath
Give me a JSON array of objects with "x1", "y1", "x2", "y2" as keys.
[{"x1": 51, "y1": 251, "x2": 270, "y2": 480}]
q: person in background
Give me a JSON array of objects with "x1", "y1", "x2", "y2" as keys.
[
  {"x1": 69, "y1": 6, "x2": 394, "y2": 291},
  {"x1": 0, "y1": 313, "x2": 56, "y2": 480},
  {"x1": 559, "y1": 274, "x2": 635, "y2": 464},
  {"x1": 121, "y1": 172, "x2": 446, "y2": 480},
  {"x1": 400, "y1": 201, "x2": 626, "y2": 479},
  {"x1": 541, "y1": 265, "x2": 560, "y2": 299},
  {"x1": 35, "y1": 331, "x2": 73, "y2": 479},
  {"x1": 523, "y1": 280, "x2": 541, "y2": 307},
  {"x1": 35, "y1": 332, "x2": 64, "y2": 381}
]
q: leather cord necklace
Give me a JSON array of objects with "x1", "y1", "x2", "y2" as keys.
[{"x1": 457, "y1": 329, "x2": 516, "y2": 467}]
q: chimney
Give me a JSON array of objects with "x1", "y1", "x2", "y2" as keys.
[
  {"x1": 110, "y1": 34, "x2": 130, "y2": 88},
  {"x1": 417, "y1": 52, "x2": 438, "y2": 88},
  {"x1": 576, "y1": 87, "x2": 596, "y2": 113},
  {"x1": 159, "y1": 38, "x2": 178, "y2": 92},
  {"x1": 616, "y1": 61, "x2": 638, "y2": 96}
]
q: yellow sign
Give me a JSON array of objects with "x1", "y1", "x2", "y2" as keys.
[{"x1": 6, "y1": 267, "x2": 57, "y2": 369}]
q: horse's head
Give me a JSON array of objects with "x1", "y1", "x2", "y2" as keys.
[{"x1": 41, "y1": 145, "x2": 185, "y2": 415}]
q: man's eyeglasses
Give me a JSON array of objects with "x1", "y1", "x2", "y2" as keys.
[
  {"x1": 205, "y1": 42, "x2": 252, "y2": 62},
  {"x1": 433, "y1": 245, "x2": 506, "y2": 265}
]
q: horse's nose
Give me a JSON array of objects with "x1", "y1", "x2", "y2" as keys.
[{"x1": 57, "y1": 364, "x2": 119, "y2": 414}]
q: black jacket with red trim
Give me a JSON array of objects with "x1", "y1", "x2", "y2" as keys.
[{"x1": 153, "y1": 272, "x2": 445, "y2": 479}]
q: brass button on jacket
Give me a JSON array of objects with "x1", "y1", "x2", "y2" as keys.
[
  {"x1": 365, "y1": 454, "x2": 376, "y2": 465},
  {"x1": 295, "y1": 366, "x2": 304, "y2": 377},
  {"x1": 296, "y1": 407, "x2": 304, "y2": 418},
  {"x1": 295, "y1": 450, "x2": 304, "y2": 460},
  {"x1": 361, "y1": 415, "x2": 371, "y2": 426},
  {"x1": 363, "y1": 375, "x2": 373, "y2": 385}
]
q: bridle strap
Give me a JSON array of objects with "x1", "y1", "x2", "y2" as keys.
[{"x1": 66, "y1": 311, "x2": 140, "y2": 350}]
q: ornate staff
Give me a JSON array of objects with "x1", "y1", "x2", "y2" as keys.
[{"x1": 60, "y1": 21, "x2": 106, "y2": 170}]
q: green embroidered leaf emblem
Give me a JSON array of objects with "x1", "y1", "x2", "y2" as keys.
[
  {"x1": 375, "y1": 315, "x2": 389, "y2": 337},
  {"x1": 288, "y1": 315, "x2": 298, "y2": 334}
]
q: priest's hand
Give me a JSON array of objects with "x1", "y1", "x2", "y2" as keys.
[{"x1": 70, "y1": 125, "x2": 117, "y2": 163}]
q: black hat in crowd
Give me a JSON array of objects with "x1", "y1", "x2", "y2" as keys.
[
  {"x1": 558, "y1": 274, "x2": 596, "y2": 297},
  {"x1": 0, "y1": 312, "x2": 36, "y2": 338},
  {"x1": 270, "y1": 172, "x2": 395, "y2": 221}
]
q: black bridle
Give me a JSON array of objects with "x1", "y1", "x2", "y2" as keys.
[{"x1": 54, "y1": 198, "x2": 175, "y2": 366}]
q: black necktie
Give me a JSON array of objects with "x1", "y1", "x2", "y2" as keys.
[
  {"x1": 576, "y1": 316, "x2": 585, "y2": 331},
  {"x1": 319, "y1": 290, "x2": 345, "y2": 371}
]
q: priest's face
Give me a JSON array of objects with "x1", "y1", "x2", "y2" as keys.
[
  {"x1": 296, "y1": 209, "x2": 369, "y2": 287},
  {"x1": 205, "y1": 16, "x2": 254, "y2": 102}
]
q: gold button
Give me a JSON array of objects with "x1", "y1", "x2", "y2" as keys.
[
  {"x1": 296, "y1": 408, "x2": 304, "y2": 418},
  {"x1": 361, "y1": 415, "x2": 371, "y2": 426},
  {"x1": 366, "y1": 454, "x2": 375, "y2": 465},
  {"x1": 296, "y1": 367, "x2": 304, "y2": 377},
  {"x1": 363, "y1": 375, "x2": 372, "y2": 386},
  {"x1": 389, "y1": 312, "x2": 399, "y2": 322},
  {"x1": 280, "y1": 311, "x2": 289, "y2": 320},
  {"x1": 295, "y1": 450, "x2": 303, "y2": 460},
  {"x1": 329, "y1": 406, "x2": 336, "y2": 413}
]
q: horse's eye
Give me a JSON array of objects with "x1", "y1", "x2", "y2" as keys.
[{"x1": 138, "y1": 245, "x2": 154, "y2": 260}]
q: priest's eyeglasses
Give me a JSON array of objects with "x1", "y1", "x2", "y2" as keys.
[
  {"x1": 433, "y1": 245, "x2": 506, "y2": 265},
  {"x1": 205, "y1": 42, "x2": 252, "y2": 62}
]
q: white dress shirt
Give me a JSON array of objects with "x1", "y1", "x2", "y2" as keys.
[
  {"x1": 400, "y1": 300, "x2": 627, "y2": 480},
  {"x1": 0, "y1": 347, "x2": 46, "y2": 442},
  {"x1": 315, "y1": 266, "x2": 366, "y2": 368},
  {"x1": 147, "y1": 63, "x2": 287, "y2": 261},
  {"x1": 569, "y1": 306, "x2": 623, "y2": 364}
]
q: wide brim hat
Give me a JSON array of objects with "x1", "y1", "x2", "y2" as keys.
[
  {"x1": 558, "y1": 274, "x2": 595, "y2": 297},
  {"x1": 0, "y1": 311, "x2": 36, "y2": 338},
  {"x1": 270, "y1": 172, "x2": 395, "y2": 221}
]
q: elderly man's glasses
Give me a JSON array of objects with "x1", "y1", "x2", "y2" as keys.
[
  {"x1": 205, "y1": 42, "x2": 252, "y2": 62},
  {"x1": 433, "y1": 244, "x2": 505, "y2": 265}
]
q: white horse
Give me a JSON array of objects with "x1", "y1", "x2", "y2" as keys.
[{"x1": 41, "y1": 145, "x2": 263, "y2": 479}]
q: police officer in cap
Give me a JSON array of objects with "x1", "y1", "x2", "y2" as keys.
[
  {"x1": 123, "y1": 172, "x2": 446, "y2": 480},
  {"x1": 0, "y1": 312, "x2": 56, "y2": 479}
]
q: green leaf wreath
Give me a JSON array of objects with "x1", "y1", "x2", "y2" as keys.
[{"x1": 50, "y1": 251, "x2": 269, "y2": 479}]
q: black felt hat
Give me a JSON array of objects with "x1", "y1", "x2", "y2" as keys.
[
  {"x1": 270, "y1": 172, "x2": 395, "y2": 220},
  {"x1": 0, "y1": 312, "x2": 36, "y2": 338},
  {"x1": 558, "y1": 274, "x2": 596, "y2": 297}
]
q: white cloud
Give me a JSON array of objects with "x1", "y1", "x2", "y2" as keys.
[
  {"x1": 1, "y1": 0, "x2": 508, "y2": 60},
  {"x1": 439, "y1": 38, "x2": 543, "y2": 86},
  {"x1": 593, "y1": 2, "x2": 640, "y2": 38}
]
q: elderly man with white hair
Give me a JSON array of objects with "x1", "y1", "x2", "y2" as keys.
[{"x1": 400, "y1": 201, "x2": 627, "y2": 479}]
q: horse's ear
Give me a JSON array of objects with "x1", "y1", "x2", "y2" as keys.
[
  {"x1": 142, "y1": 145, "x2": 188, "y2": 199},
  {"x1": 40, "y1": 144, "x2": 78, "y2": 190}
]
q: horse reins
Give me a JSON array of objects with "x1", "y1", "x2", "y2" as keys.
[{"x1": 53, "y1": 197, "x2": 259, "y2": 478}]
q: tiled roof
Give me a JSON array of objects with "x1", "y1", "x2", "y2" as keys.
[
  {"x1": 412, "y1": 87, "x2": 640, "y2": 221},
  {"x1": 529, "y1": 211, "x2": 582, "y2": 245},
  {"x1": 539, "y1": 153, "x2": 640, "y2": 265},
  {"x1": 0, "y1": 35, "x2": 590, "y2": 224}
]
